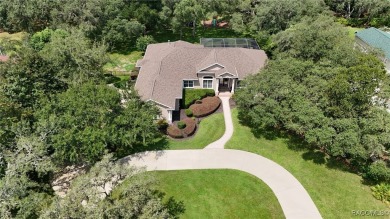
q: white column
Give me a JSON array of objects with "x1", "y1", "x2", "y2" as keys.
[
  {"x1": 215, "y1": 78, "x2": 219, "y2": 95},
  {"x1": 168, "y1": 110, "x2": 173, "y2": 124},
  {"x1": 231, "y1": 78, "x2": 235, "y2": 93}
]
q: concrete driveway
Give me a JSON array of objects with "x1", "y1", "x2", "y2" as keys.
[
  {"x1": 120, "y1": 93, "x2": 322, "y2": 219},
  {"x1": 121, "y1": 149, "x2": 322, "y2": 219}
]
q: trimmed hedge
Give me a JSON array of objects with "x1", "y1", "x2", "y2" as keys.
[
  {"x1": 185, "y1": 108, "x2": 193, "y2": 117},
  {"x1": 190, "y1": 96, "x2": 221, "y2": 117},
  {"x1": 182, "y1": 89, "x2": 215, "y2": 108},
  {"x1": 177, "y1": 121, "x2": 186, "y2": 129},
  {"x1": 182, "y1": 118, "x2": 196, "y2": 136},
  {"x1": 167, "y1": 125, "x2": 183, "y2": 138}
]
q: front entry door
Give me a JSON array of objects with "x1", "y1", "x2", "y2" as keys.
[{"x1": 223, "y1": 78, "x2": 229, "y2": 87}]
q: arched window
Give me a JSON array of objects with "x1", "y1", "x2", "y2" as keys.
[{"x1": 203, "y1": 76, "x2": 213, "y2": 89}]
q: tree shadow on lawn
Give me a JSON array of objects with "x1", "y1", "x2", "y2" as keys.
[
  {"x1": 115, "y1": 137, "x2": 170, "y2": 159},
  {"x1": 237, "y1": 113, "x2": 358, "y2": 172},
  {"x1": 154, "y1": 190, "x2": 186, "y2": 218}
]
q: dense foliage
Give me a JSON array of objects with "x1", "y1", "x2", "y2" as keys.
[
  {"x1": 42, "y1": 155, "x2": 182, "y2": 218},
  {"x1": 0, "y1": 0, "x2": 389, "y2": 216},
  {"x1": 235, "y1": 15, "x2": 390, "y2": 183}
]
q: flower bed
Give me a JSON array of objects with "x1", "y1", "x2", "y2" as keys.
[
  {"x1": 189, "y1": 96, "x2": 221, "y2": 117},
  {"x1": 167, "y1": 118, "x2": 197, "y2": 139}
]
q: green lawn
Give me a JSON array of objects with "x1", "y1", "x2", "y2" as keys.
[
  {"x1": 347, "y1": 26, "x2": 363, "y2": 39},
  {"x1": 104, "y1": 51, "x2": 143, "y2": 73},
  {"x1": 140, "y1": 170, "x2": 283, "y2": 219},
  {"x1": 226, "y1": 109, "x2": 387, "y2": 219},
  {"x1": 153, "y1": 112, "x2": 225, "y2": 150}
]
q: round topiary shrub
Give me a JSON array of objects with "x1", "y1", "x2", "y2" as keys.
[
  {"x1": 185, "y1": 108, "x2": 193, "y2": 117},
  {"x1": 177, "y1": 121, "x2": 186, "y2": 129}
]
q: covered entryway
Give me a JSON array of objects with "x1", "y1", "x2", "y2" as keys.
[{"x1": 217, "y1": 77, "x2": 237, "y2": 94}]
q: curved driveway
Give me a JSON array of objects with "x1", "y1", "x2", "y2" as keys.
[
  {"x1": 120, "y1": 149, "x2": 322, "y2": 219},
  {"x1": 120, "y1": 93, "x2": 322, "y2": 219}
]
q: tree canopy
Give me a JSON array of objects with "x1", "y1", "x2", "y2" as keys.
[{"x1": 235, "y1": 15, "x2": 390, "y2": 183}]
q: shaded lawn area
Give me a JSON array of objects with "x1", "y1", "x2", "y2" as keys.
[
  {"x1": 226, "y1": 109, "x2": 387, "y2": 219},
  {"x1": 145, "y1": 170, "x2": 284, "y2": 219},
  {"x1": 152, "y1": 112, "x2": 225, "y2": 150},
  {"x1": 104, "y1": 51, "x2": 143, "y2": 73},
  {"x1": 347, "y1": 26, "x2": 363, "y2": 39},
  {"x1": 150, "y1": 27, "x2": 244, "y2": 44}
]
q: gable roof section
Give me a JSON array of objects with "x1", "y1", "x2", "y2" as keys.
[
  {"x1": 356, "y1": 27, "x2": 390, "y2": 59},
  {"x1": 135, "y1": 41, "x2": 268, "y2": 109}
]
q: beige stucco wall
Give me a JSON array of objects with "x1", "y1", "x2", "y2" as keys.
[{"x1": 155, "y1": 104, "x2": 172, "y2": 123}]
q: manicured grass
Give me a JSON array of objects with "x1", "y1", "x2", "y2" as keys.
[
  {"x1": 167, "y1": 112, "x2": 225, "y2": 150},
  {"x1": 226, "y1": 109, "x2": 388, "y2": 219},
  {"x1": 153, "y1": 112, "x2": 225, "y2": 150},
  {"x1": 144, "y1": 170, "x2": 284, "y2": 219},
  {"x1": 150, "y1": 27, "x2": 244, "y2": 44}
]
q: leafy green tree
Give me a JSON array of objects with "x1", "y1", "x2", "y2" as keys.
[
  {"x1": 35, "y1": 83, "x2": 160, "y2": 165},
  {"x1": 39, "y1": 28, "x2": 108, "y2": 84},
  {"x1": 0, "y1": 46, "x2": 67, "y2": 109},
  {"x1": 42, "y1": 155, "x2": 182, "y2": 218},
  {"x1": 102, "y1": 18, "x2": 145, "y2": 51},
  {"x1": 173, "y1": 0, "x2": 206, "y2": 37},
  {"x1": 0, "y1": 135, "x2": 54, "y2": 218},
  {"x1": 328, "y1": 54, "x2": 387, "y2": 118},
  {"x1": 273, "y1": 15, "x2": 351, "y2": 62},
  {"x1": 29, "y1": 28, "x2": 68, "y2": 51},
  {"x1": 0, "y1": 0, "x2": 56, "y2": 32},
  {"x1": 235, "y1": 51, "x2": 390, "y2": 178},
  {"x1": 136, "y1": 35, "x2": 156, "y2": 51}
]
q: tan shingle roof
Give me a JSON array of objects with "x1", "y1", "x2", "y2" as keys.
[{"x1": 135, "y1": 41, "x2": 267, "y2": 109}]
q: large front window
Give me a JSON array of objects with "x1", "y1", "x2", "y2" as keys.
[
  {"x1": 183, "y1": 80, "x2": 194, "y2": 88},
  {"x1": 203, "y1": 76, "x2": 213, "y2": 89}
]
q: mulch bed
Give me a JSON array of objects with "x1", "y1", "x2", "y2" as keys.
[
  {"x1": 190, "y1": 96, "x2": 221, "y2": 117},
  {"x1": 167, "y1": 118, "x2": 197, "y2": 139}
]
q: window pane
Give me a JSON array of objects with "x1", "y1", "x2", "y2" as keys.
[
  {"x1": 203, "y1": 79, "x2": 212, "y2": 88},
  {"x1": 184, "y1": 80, "x2": 194, "y2": 88}
]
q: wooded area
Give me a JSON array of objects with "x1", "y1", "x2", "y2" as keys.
[{"x1": 0, "y1": 0, "x2": 389, "y2": 218}]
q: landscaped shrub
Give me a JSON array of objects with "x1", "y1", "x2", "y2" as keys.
[
  {"x1": 157, "y1": 119, "x2": 169, "y2": 131},
  {"x1": 136, "y1": 35, "x2": 156, "y2": 51},
  {"x1": 185, "y1": 109, "x2": 193, "y2": 117},
  {"x1": 167, "y1": 125, "x2": 183, "y2": 138},
  {"x1": 182, "y1": 89, "x2": 215, "y2": 108},
  {"x1": 371, "y1": 183, "x2": 390, "y2": 204},
  {"x1": 190, "y1": 96, "x2": 221, "y2": 117},
  {"x1": 182, "y1": 118, "x2": 196, "y2": 137},
  {"x1": 364, "y1": 161, "x2": 390, "y2": 183},
  {"x1": 177, "y1": 121, "x2": 186, "y2": 129}
]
